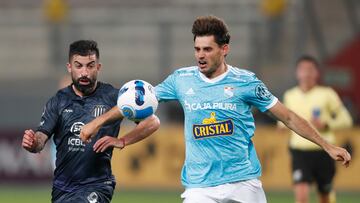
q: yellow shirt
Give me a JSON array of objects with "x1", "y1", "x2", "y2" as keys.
[{"x1": 282, "y1": 86, "x2": 352, "y2": 150}]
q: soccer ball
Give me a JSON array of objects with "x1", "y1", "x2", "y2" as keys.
[{"x1": 117, "y1": 80, "x2": 158, "y2": 122}]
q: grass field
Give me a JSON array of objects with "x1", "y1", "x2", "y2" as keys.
[{"x1": 1, "y1": 186, "x2": 359, "y2": 203}]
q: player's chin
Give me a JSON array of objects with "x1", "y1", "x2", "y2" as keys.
[{"x1": 198, "y1": 66, "x2": 208, "y2": 73}]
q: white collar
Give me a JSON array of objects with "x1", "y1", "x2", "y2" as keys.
[{"x1": 198, "y1": 65, "x2": 231, "y2": 83}]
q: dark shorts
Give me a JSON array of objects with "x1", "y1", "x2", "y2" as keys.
[
  {"x1": 52, "y1": 184, "x2": 115, "y2": 203},
  {"x1": 290, "y1": 148, "x2": 336, "y2": 194}
]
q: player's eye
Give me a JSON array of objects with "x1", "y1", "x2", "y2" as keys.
[
  {"x1": 204, "y1": 47, "x2": 212, "y2": 52},
  {"x1": 87, "y1": 62, "x2": 96, "y2": 69},
  {"x1": 74, "y1": 63, "x2": 83, "y2": 68}
]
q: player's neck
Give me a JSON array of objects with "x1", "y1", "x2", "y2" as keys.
[
  {"x1": 299, "y1": 83, "x2": 316, "y2": 92},
  {"x1": 72, "y1": 82, "x2": 98, "y2": 97},
  {"x1": 206, "y1": 63, "x2": 228, "y2": 79}
]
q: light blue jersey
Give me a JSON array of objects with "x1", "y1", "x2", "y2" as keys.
[{"x1": 155, "y1": 65, "x2": 278, "y2": 188}]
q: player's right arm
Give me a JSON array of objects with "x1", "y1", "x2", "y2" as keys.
[
  {"x1": 22, "y1": 129, "x2": 49, "y2": 153},
  {"x1": 268, "y1": 101, "x2": 351, "y2": 167}
]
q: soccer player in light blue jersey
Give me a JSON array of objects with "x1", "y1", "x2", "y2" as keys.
[{"x1": 80, "y1": 16, "x2": 351, "y2": 203}]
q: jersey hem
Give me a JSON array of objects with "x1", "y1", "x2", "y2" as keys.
[{"x1": 182, "y1": 174, "x2": 261, "y2": 189}]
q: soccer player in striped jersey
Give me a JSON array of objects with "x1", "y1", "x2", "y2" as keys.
[{"x1": 22, "y1": 40, "x2": 160, "y2": 203}]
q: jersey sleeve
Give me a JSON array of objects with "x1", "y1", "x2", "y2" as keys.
[
  {"x1": 326, "y1": 88, "x2": 353, "y2": 129},
  {"x1": 243, "y1": 75, "x2": 278, "y2": 112},
  {"x1": 36, "y1": 96, "x2": 59, "y2": 138},
  {"x1": 155, "y1": 73, "x2": 178, "y2": 102},
  {"x1": 327, "y1": 88, "x2": 344, "y2": 113}
]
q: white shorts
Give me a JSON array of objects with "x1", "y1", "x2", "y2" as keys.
[{"x1": 181, "y1": 179, "x2": 267, "y2": 203}]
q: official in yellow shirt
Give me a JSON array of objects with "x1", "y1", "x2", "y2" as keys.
[{"x1": 281, "y1": 55, "x2": 352, "y2": 203}]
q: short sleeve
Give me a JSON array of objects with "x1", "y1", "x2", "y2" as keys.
[
  {"x1": 155, "y1": 73, "x2": 178, "y2": 102},
  {"x1": 36, "y1": 96, "x2": 59, "y2": 138},
  {"x1": 327, "y1": 88, "x2": 343, "y2": 114},
  {"x1": 243, "y1": 75, "x2": 278, "y2": 112}
]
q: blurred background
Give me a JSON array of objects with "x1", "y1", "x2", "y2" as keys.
[{"x1": 0, "y1": 0, "x2": 360, "y2": 202}]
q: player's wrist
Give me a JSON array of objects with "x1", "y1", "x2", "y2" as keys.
[{"x1": 119, "y1": 137, "x2": 126, "y2": 149}]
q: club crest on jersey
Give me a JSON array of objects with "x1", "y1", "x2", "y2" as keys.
[
  {"x1": 192, "y1": 112, "x2": 234, "y2": 139},
  {"x1": 92, "y1": 105, "x2": 107, "y2": 117},
  {"x1": 87, "y1": 192, "x2": 98, "y2": 203},
  {"x1": 224, "y1": 86, "x2": 234, "y2": 98}
]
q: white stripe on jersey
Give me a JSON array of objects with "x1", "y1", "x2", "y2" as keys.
[
  {"x1": 230, "y1": 67, "x2": 255, "y2": 76},
  {"x1": 177, "y1": 66, "x2": 198, "y2": 71}
]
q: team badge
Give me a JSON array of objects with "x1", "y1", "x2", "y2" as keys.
[
  {"x1": 224, "y1": 86, "x2": 234, "y2": 98},
  {"x1": 92, "y1": 105, "x2": 107, "y2": 117},
  {"x1": 255, "y1": 84, "x2": 272, "y2": 101},
  {"x1": 87, "y1": 192, "x2": 98, "y2": 203}
]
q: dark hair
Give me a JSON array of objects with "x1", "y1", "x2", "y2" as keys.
[
  {"x1": 192, "y1": 15, "x2": 230, "y2": 46},
  {"x1": 68, "y1": 40, "x2": 99, "y2": 62},
  {"x1": 296, "y1": 55, "x2": 320, "y2": 68}
]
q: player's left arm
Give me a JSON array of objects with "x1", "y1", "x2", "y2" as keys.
[
  {"x1": 326, "y1": 88, "x2": 353, "y2": 130},
  {"x1": 93, "y1": 114, "x2": 160, "y2": 153},
  {"x1": 268, "y1": 101, "x2": 351, "y2": 167}
]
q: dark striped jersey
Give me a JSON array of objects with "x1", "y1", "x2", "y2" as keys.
[{"x1": 37, "y1": 82, "x2": 121, "y2": 192}]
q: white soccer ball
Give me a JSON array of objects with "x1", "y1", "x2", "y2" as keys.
[{"x1": 117, "y1": 80, "x2": 158, "y2": 121}]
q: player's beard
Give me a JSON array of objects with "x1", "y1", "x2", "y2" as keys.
[{"x1": 72, "y1": 76, "x2": 97, "y2": 96}]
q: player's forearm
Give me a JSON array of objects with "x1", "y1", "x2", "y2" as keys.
[
  {"x1": 121, "y1": 115, "x2": 160, "y2": 147},
  {"x1": 96, "y1": 106, "x2": 123, "y2": 127},
  {"x1": 285, "y1": 111, "x2": 332, "y2": 151},
  {"x1": 32, "y1": 132, "x2": 49, "y2": 153}
]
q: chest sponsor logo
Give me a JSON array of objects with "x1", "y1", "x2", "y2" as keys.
[
  {"x1": 92, "y1": 105, "x2": 107, "y2": 117},
  {"x1": 192, "y1": 112, "x2": 234, "y2": 139},
  {"x1": 184, "y1": 100, "x2": 236, "y2": 112},
  {"x1": 68, "y1": 122, "x2": 86, "y2": 151}
]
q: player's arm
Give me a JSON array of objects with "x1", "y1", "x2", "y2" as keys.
[
  {"x1": 22, "y1": 129, "x2": 49, "y2": 153},
  {"x1": 326, "y1": 89, "x2": 353, "y2": 130},
  {"x1": 268, "y1": 101, "x2": 351, "y2": 167},
  {"x1": 80, "y1": 106, "x2": 123, "y2": 143},
  {"x1": 93, "y1": 114, "x2": 160, "y2": 152}
]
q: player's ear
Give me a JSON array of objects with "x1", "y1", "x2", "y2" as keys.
[
  {"x1": 97, "y1": 63, "x2": 102, "y2": 71},
  {"x1": 222, "y1": 44, "x2": 229, "y2": 56},
  {"x1": 66, "y1": 63, "x2": 72, "y2": 73}
]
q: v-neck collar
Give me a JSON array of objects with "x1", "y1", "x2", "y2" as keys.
[{"x1": 198, "y1": 65, "x2": 231, "y2": 84}]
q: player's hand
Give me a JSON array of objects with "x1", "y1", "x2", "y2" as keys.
[
  {"x1": 80, "y1": 122, "x2": 100, "y2": 143},
  {"x1": 93, "y1": 136, "x2": 125, "y2": 153},
  {"x1": 326, "y1": 145, "x2": 351, "y2": 167},
  {"x1": 22, "y1": 129, "x2": 37, "y2": 153}
]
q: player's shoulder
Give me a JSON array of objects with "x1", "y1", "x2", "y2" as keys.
[
  {"x1": 227, "y1": 65, "x2": 257, "y2": 81},
  {"x1": 173, "y1": 66, "x2": 198, "y2": 77},
  {"x1": 284, "y1": 86, "x2": 299, "y2": 95},
  {"x1": 53, "y1": 85, "x2": 72, "y2": 100},
  {"x1": 316, "y1": 85, "x2": 335, "y2": 92},
  {"x1": 98, "y1": 82, "x2": 118, "y2": 92}
]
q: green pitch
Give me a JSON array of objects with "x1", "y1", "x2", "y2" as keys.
[{"x1": 0, "y1": 186, "x2": 359, "y2": 203}]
